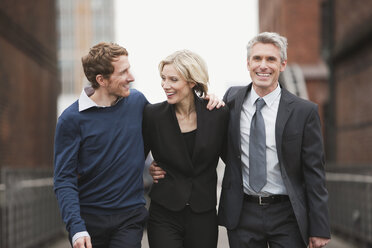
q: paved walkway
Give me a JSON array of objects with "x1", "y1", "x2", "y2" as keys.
[{"x1": 49, "y1": 229, "x2": 356, "y2": 248}]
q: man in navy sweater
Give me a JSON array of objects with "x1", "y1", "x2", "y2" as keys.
[
  {"x1": 54, "y1": 42, "x2": 149, "y2": 248},
  {"x1": 54, "y1": 42, "x2": 223, "y2": 248}
]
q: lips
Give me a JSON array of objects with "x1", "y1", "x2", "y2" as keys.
[
  {"x1": 166, "y1": 92, "x2": 175, "y2": 96},
  {"x1": 256, "y1": 72, "x2": 270, "y2": 77},
  {"x1": 122, "y1": 82, "x2": 132, "y2": 89}
]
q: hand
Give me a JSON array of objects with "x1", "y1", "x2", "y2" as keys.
[
  {"x1": 73, "y1": 236, "x2": 92, "y2": 248},
  {"x1": 149, "y1": 161, "x2": 166, "y2": 183},
  {"x1": 204, "y1": 93, "x2": 225, "y2": 110},
  {"x1": 309, "y1": 237, "x2": 330, "y2": 248}
]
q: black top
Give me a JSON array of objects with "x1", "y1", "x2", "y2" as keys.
[{"x1": 182, "y1": 129, "x2": 196, "y2": 158}]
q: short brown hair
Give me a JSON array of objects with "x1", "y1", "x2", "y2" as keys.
[{"x1": 82, "y1": 42, "x2": 128, "y2": 89}]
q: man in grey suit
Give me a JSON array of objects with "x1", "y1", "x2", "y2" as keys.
[{"x1": 218, "y1": 32, "x2": 331, "y2": 248}]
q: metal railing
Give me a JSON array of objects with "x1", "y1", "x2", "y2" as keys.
[
  {"x1": 327, "y1": 172, "x2": 372, "y2": 246},
  {"x1": 0, "y1": 167, "x2": 64, "y2": 248}
]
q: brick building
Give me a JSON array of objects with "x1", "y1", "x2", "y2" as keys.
[
  {"x1": 326, "y1": 0, "x2": 372, "y2": 167},
  {"x1": 0, "y1": 0, "x2": 59, "y2": 168},
  {"x1": 0, "y1": 1, "x2": 62, "y2": 247},
  {"x1": 259, "y1": 0, "x2": 372, "y2": 245},
  {"x1": 259, "y1": 0, "x2": 329, "y2": 127}
]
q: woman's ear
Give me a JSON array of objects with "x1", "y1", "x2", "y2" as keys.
[{"x1": 189, "y1": 82, "x2": 196, "y2": 89}]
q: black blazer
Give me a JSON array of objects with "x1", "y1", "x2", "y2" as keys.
[
  {"x1": 143, "y1": 96, "x2": 229, "y2": 213},
  {"x1": 218, "y1": 83, "x2": 330, "y2": 245}
]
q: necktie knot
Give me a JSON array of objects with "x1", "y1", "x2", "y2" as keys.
[{"x1": 256, "y1": 98, "x2": 265, "y2": 111}]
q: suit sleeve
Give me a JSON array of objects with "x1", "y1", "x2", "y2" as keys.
[
  {"x1": 223, "y1": 87, "x2": 232, "y2": 102},
  {"x1": 221, "y1": 87, "x2": 233, "y2": 163},
  {"x1": 301, "y1": 106, "x2": 331, "y2": 238}
]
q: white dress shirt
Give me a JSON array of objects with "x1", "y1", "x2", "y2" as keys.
[{"x1": 240, "y1": 84, "x2": 287, "y2": 196}]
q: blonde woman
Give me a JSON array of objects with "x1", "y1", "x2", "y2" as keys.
[{"x1": 143, "y1": 50, "x2": 229, "y2": 248}]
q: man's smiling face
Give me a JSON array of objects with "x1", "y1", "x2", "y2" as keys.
[{"x1": 247, "y1": 42, "x2": 287, "y2": 96}]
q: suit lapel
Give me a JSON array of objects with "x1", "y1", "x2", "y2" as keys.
[
  {"x1": 231, "y1": 85, "x2": 250, "y2": 155},
  {"x1": 190, "y1": 96, "x2": 204, "y2": 166},
  {"x1": 275, "y1": 88, "x2": 294, "y2": 161}
]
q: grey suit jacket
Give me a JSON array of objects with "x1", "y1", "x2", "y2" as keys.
[{"x1": 218, "y1": 83, "x2": 330, "y2": 245}]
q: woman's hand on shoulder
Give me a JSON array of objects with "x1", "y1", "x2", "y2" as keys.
[{"x1": 204, "y1": 93, "x2": 225, "y2": 110}]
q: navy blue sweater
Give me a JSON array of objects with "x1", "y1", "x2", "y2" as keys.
[{"x1": 54, "y1": 89, "x2": 148, "y2": 237}]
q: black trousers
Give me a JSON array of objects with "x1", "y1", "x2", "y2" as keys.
[
  {"x1": 227, "y1": 199, "x2": 306, "y2": 248},
  {"x1": 147, "y1": 201, "x2": 218, "y2": 248},
  {"x1": 79, "y1": 206, "x2": 148, "y2": 248}
]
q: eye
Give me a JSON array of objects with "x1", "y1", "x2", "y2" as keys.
[
  {"x1": 170, "y1": 77, "x2": 178, "y2": 82},
  {"x1": 252, "y1": 56, "x2": 261, "y2": 61}
]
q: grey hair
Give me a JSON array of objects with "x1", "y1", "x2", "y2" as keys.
[{"x1": 246, "y1": 32, "x2": 288, "y2": 62}]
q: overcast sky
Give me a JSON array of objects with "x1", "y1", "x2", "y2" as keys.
[{"x1": 115, "y1": 0, "x2": 258, "y2": 103}]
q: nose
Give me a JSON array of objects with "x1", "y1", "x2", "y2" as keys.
[
  {"x1": 127, "y1": 71, "x2": 135, "y2": 82},
  {"x1": 259, "y1": 59, "x2": 268, "y2": 69},
  {"x1": 161, "y1": 79, "x2": 170, "y2": 89}
]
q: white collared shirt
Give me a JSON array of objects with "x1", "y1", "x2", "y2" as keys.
[
  {"x1": 240, "y1": 84, "x2": 287, "y2": 196},
  {"x1": 78, "y1": 86, "x2": 122, "y2": 112},
  {"x1": 78, "y1": 87, "x2": 99, "y2": 112}
]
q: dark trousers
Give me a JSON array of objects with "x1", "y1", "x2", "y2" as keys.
[
  {"x1": 79, "y1": 206, "x2": 148, "y2": 248},
  {"x1": 147, "y1": 201, "x2": 218, "y2": 248},
  {"x1": 227, "y1": 199, "x2": 305, "y2": 248}
]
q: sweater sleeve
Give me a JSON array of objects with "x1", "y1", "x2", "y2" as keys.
[
  {"x1": 53, "y1": 118, "x2": 87, "y2": 237},
  {"x1": 142, "y1": 105, "x2": 151, "y2": 157}
]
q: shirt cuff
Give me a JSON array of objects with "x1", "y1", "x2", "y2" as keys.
[{"x1": 72, "y1": 231, "x2": 90, "y2": 245}]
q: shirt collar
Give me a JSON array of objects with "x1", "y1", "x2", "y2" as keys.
[
  {"x1": 78, "y1": 86, "x2": 99, "y2": 112},
  {"x1": 78, "y1": 86, "x2": 124, "y2": 112},
  {"x1": 250, "y1": 83, "x2": 281, "y2": 108}
]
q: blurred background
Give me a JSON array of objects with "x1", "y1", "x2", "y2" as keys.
[{"x1": 0, "y1": 0, "x2": 372, "y2": 247}]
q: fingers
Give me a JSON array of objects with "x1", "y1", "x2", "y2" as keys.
[
  {"x1": 150, "y1": 160, "x2": 158, "y2": 166},
  {"x1": 149, "y1": 164, "x2": 157, "y2": 171},
  {"x1": 86, "y1": 237, "x2": 92, "y2": 248},
  {"x1": 207, "y1": 100, "x2": 218, "y2": 110},
  {"x1": 149, "y1": 162, "x2": 166, "y2": 182},
  {"x1": 309, "y1": 240, "x2": 314, "y2": 248},
  {"x1": 74, "y1": 236, "x2": 91, "y2": 248},
  {"x1": 208, "y1": 99, "x2": 225, "y2": 110},
  {"x1": 205, "y1": 94, "x2": 214, "y2": 110},
  {"x1": 216, "y1": 100, "x2": 226, "y2": 108},
  {"x1": 152, "y1": 174, "x2": 164, "y2": 183},
  {"x1": 149, "y1": 165, "x2": 166, "y2": 175},
  {"x1": 205, "y1": 93, "x2": 225, "y2": 110},
  {"x1": 309, "y1": 237, "x2": 330, "y2": 248},
  {"x1": 73, "y1": 237, "x2": 83, "y2": 248}
]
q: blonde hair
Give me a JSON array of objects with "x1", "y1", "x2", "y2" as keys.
[{"x1": 159, "y1": 50, "x2": 209, "y2": 97}]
